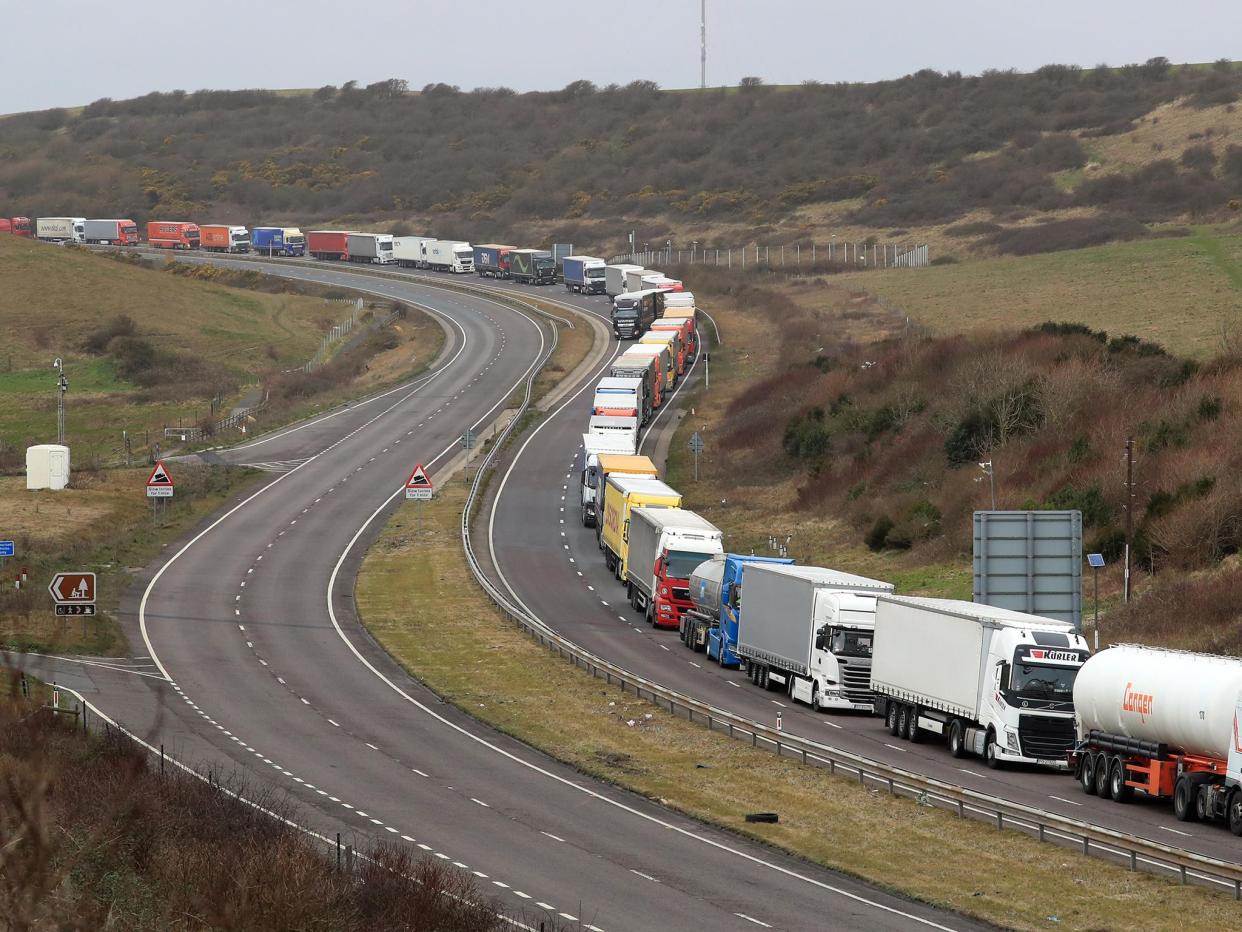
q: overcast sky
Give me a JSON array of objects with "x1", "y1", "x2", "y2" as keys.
[{"x1": 4, "y1": 1, "x2": 1240, "y2": 114}]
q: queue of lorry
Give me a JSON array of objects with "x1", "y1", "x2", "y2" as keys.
[{"x1": 570, "y1": 287, "x2": 1242, "y2": 833}]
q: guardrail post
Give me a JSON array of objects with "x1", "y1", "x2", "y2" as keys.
[
  {"x1": 996, "y1": 812, "x2": 1003, "y2": 831},
  {"x1": 1039, "y1": 823, "x2": 1045, "y2": 843},
  {"x1": 1129, "y1": 850, "x2": 1136, "y2": 871},
  {"x1": 1180, "y1": 864, "x2": 1187, "y2": 885},
  {"x1": 1083, "y1": 836, "x2": 1089, "y2": 856},
  {"x1": 1234, "y1": 879, "x2": 1240, "y2": 901}
]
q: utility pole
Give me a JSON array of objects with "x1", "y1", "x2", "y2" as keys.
[
  {"x1": 53, "y1": 357, "x2": 67, "y2": 444},
  {"x1": 700, "y1": 0, "x2": 707, "y2": 89},
  {"x1": 1124, "y1": 436, "x2": 1134, "y2": 603}
]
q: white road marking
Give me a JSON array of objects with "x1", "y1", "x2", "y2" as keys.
[
  {"x1": 541, "y1": 831, "x2": 565, "y2": 842},
  {"x1": 771, "y1": 700, "x2": 786, "y2": 708},
  {"x1": 736, "y1": 914, "x2": 771, "y2": 928},
  {"x1": 823, "y1": 720, "x2": 842, "y2": 728},
  {"x1": 1161, "y1": 826, "x2": 1194, "y2": 837},
  {"x1": 1048, "y1": 795, "x2": 1083, "y2": 807},
  {"x1": 412, "y1": 768, "x2": 428, "y2": 777},
  {"x1": 471, "y1": 797, "x2": 490, "y2": 807},
  {"x1": 884, "y1": 743, "x2": 907, "y2": 753},
  {"x1": 630, "y1": 869, "x2": 660, "y2": 883}
]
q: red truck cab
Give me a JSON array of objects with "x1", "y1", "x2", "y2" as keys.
[
  {"x1": 651, "y1": 549, "x2": 697, "y2": 628},
  {"x1": 1, "y1": 217, "x2": 33, "y2": 236},
  {"x1": 148, "y1": 221, "x2": 201, "y2": 249}
]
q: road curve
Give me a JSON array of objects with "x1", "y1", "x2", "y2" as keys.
[{"x1": 53, "y1": 257, "x2": 975, "y2": 932}]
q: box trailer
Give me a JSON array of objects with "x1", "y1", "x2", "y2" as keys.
[
  {"x1": 474, "y1": 244, "x2": 515, "y2": 278},
  {"x1": 607, "y1": 264, "x2": 643, "y2": 298},
  {"x1": 599, "y1": 476, "x2": 681, "y2": 581},
  {"x1": 640, "y1": 329, "x2": 685, "y2": 376},
  {"x1": 613, "y1": 349, "x2": 662, "y2": 411},
  {"x1": 147, "y1": 221, "x2": 200, "y2": 249},
  {"x1": 511, "y1": 248, "x2": 555, "y2": 285},
  {"x1": 200, "y1": 224, "x2": 251, "y2": 253},
  {"x1": 36, "y1": 217, "x2": 86, "y2": 243},
  {"x1": 625, "y1": 507, "x2": 723, "y2": 628},
  {"x1": 587, "y1": 414, "x2": 638, "y2": 455},
  {"x1": 592, "y1": 376, "x2": 644, "y2": 419},
  {"x1": 623, "y1": 343, "x2": 674, "y2": 392},
  {"x1": 426, "y1": 240, "x2": 473, "y2": 273},
  {"x1": 308, "y1": 230, "x2": 353, "y2": 261},
  {"x1": 347, "y1": 232, "x2": 395, "y2": 264},
  {"x1": 82, "y1": 219, "x2": 139, "y2": 246},
  {"x1": 563, "y1": 255, "x2": 607, "y2": 295},
  {"x1": 738, "y1": 564, "x2": 893, "y2": 712},
  {"x1": 580, "y1": 445, "x2": 657, "y2": 528},
  {"x1": 252, "y1": 227, "x2": 305, "y2": 256},
  {"x1": 871, "y1": 596, "x2": 1089, "y2": 767}
]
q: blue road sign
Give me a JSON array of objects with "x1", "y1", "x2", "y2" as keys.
[
  {"x1": 1087, "y1": 553, "x2": 1106, "y2": 568},
  {"x1": 0, "y1": 541, "x2": 14, "y2": 557}
]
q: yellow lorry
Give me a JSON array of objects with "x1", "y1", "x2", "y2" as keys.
[{"x1": 599, "y1": 475, "x2": 682, "y2": 581}]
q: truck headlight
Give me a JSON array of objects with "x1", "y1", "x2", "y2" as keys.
[{"x1": 1006, "y1": 730, "x2": 1020, "y2": 751}]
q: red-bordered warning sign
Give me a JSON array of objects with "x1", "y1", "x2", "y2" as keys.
[
  {"x1": 405, "y1": 463, "x2": 434, "y2": 500},
  {"x1": 146, "y1": 460, "x2": 175, "y2": 498}
]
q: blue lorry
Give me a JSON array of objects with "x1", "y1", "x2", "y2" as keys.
[
  {"x1": 252, "y1": 226, "x2": 306, "y2": 257},
  {"x1": 679, "y1": 553, "x2": 794, "y2": 667}
]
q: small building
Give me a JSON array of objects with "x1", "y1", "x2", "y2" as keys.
[{"x1": 27, "y1": 444, "x2": 70, "y2": 491}]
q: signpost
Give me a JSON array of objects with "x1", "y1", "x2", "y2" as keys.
[
  {"x1": 48, "y1": 571, "x2": 96, "y2": 617},
  {"x1": 688, "y1": 431, "x2": 705, "y2": 481},
  {"x1": 146, "y1": 460, "x2": 174, "y2": 523},
  {"x1": 0, "y1": 540, "x2": 12, "y2": 575},
  {"x1": 1087, "y1": 552, "x2": 1105, "y2": 651},
  {"x1": 405, "y1": 464, "x2": 434, "y2": 534}
]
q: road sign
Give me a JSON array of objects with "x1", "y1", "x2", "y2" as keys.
[
  {"x1": 688, "y1": 432, "x2": 705, "y2": 454},
  {"x1": 0, "y1": 541, "x2": 13, "y2": 558},
  {"x1": 48, "y1": 572, "x2": 95, "y2": 616},
  {"x1": 461, "y1": 428, "x2": 475, "y2": 450},
  {"x1": 146, "y1": 460, "x2": 175, "y2": 498},
  {"x1": 405, "y1": 463, "x2": 435, "y2": 501}
]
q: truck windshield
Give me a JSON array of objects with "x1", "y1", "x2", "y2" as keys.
[
  {"x1": 1008, "y1": 663, "x2": 1077, "y2": 700},
  {"x1": 828, "y1": 627, "x2": 873, "y2": 657},
  {"x1": 455, "y1": 249, "x2": 472, "y2": 258},
  {"x1": 586, "y1": 268, "x2": 605, "y2": 279},
  {"x1": 615, "y1": 309, "x2": 639, "y2": 319},
  {"x1": 665, "y1": 550, "x2": 712, "y2": 579},
  {"x1": 536, "y1": 258, "x2": 554, "y2": 270},
  {"x1": 288, "y1": 236, "x2": 304, "y2": 244}
]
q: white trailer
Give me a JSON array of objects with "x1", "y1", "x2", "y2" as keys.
[
  {"x1": 587, "y1": 415, "x2": 637, "y2": 454},
  {"x1": 393, "y1": 236, "x2": 436, "y2": 269},
  {"x1": 607, "y1": 264, "x2": 643, "y2": 298},
  {"x1": 625, "y1": 268, "x2": 651, "y2": 293},
  {"x1": 36, "y1": 217, "x2": 86, "y2": 243},
  {"x1": 580, "y1": 434, "x2": 644, "y2": 527},
  {"x1": 426, "y1": 240, "x2": 474, "y2": 273},
  {"x1": 871, "y1": 596, "x2": 1089, "y2": 768},
  {"x1": 738, "y1": 565, "x2": 893, "y2": 712}
]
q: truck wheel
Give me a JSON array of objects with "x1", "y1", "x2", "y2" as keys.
[
  {"x1": 1196, "y1": 785, "x2": 1212, "y2": 822},
  {"x1": 1174, "y1": 776, "x2": 1200, "y2": 822},
  {"x1": 886, "y1": 703, "x2": 900, "y2": 736},
  {"x1": 1093, "y1": 754, "x2": 1110, "y2": 798},
  {"x1": 896, "y1": 704, "x2": 909, "y2": 739},
  {"x1": 1108, "y1": 757, "x2": 1133, "y2": 803},
  {"x1": 984, "y1": 730, "x2": 1003, "y2": 769},
  {"x1": 905, "y1": 706, "x2": 922, "y2": 743},
  {"x1": 1080, "y1": 753, "x2": 1097, "y2": 796},
  {"x1": 1228, "y1": 789, "x2": 1242, "y2": 836},
  {"x1": 947, "y1": 720, "x2": 966, "y2": 758}
]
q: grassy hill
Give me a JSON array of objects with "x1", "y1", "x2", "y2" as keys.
[{"x1": 4, "y1": 61, "x2": 1242, "y2": 254}]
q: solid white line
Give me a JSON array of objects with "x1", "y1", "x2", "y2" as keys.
[
  {"x1": 735, "y1": 913, "x2": 772, "y2": 928},
  {"x1": 540, "y1": 831, "x2": 565, "y2": 842}
]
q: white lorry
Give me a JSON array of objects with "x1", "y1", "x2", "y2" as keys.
[
  {"x1": 738, "y1": 564, "x2": 893, "y2": 712},
  {"x1": 871, "y1": 596, "x2": 1089, "y2": 768},
  {"x1": 36, "y1": 217, "x2": 86, "y2": 243},
  {"x1": 592, "y1": 376, "x2": 643, "y2": 420},
  {"x1": 426, "y1": 240, "x2": 474, "y2": 273},
  {"x1": 393, "y1": 236, "x2": 436, "y2": 269},
  {"x1": 579, "y1": 436, "x2": 653, "y2": 528},
  {"x1": 624, "y1": 507, "x2": 723, "y2": 627},
  {"x1": 607, "y1": 264, "x2": 643, "y2": 298},
  {"x1": 346, "y1": 232, "x2": 395, "y2": 265},
  {"x1": 587, "y1": 414, "x2": 638, "y2": 454},
  {"x1": 625, "y1": 268, "x2": 652, "y2": 293}
]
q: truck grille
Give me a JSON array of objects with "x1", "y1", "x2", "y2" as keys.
[
  {"x1": 1018, "y1": 714, "x2": 1075, "y2": 759},
  {"x1": 671, "y1": 587, "x2": 690, "y2": 602},
  {"x1": 840, "y1": 661, "x2": 874, "y2": 703}
]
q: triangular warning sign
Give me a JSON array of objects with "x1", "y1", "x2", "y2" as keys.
[
  {"x1": 405, "y1": 464, "x2": 433, "y2": 489},
  {"x1": 146, "y1": 461, "x2": 174, "y2": 487}
]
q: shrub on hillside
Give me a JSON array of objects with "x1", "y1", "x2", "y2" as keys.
[
  {"x1": 984, "y1": 215, "x2": 1148, "y2": 255},
  {"x1": 83, "y1": 314, "x2": 137, "y2": 353}
]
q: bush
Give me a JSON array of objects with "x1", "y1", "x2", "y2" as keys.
[
  {"x1": 83, "y1": 314, "x2": 137, "y2": 354},
  {"x1": 1045, "y1": 483, "x2": 1112, "y2": 526},
  {"x1": 782, "y1": 408, "x2": 831, "y2": 460},
  {"x1": 984, "y1": 215, "x2": 1148, "y2": 255},
  {"x1": 865, "y1": 516, "x2": 895, "y2": 551}
]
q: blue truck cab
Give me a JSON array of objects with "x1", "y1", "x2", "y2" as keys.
[{"x1": 681, "y1": 553, "x2": 795, "y2": 667}]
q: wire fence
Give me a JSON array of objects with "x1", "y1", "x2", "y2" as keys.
[{"x1": 611, "y1": 242, "x2": 930, "y2": 270}]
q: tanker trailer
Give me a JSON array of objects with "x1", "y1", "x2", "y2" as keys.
[{"x1": 1072, "y1": 644, "x2": 1242, "y2": 831}]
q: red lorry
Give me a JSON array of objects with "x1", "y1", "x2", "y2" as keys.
[
  {"x1": 147, "y1": 221, "x2": 200, "y2": 249},
  {"x1": 0, "y1": 217, "x2": 33, "y2": 237},
  {"x1": 307, "y1": 230, "x2": 353, "y2": 261}
]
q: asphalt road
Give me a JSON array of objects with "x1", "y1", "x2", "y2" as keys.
[
  {"x1": 478, "y1": 278, "x2": 1242, "y2": 871},
  {"x1": 24, "y1": 256, "x2": 979, "y2": 931}
]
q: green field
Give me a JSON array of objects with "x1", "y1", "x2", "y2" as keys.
[
  {"x1": 0, "y1": 236, "x2": 334, "y2": 459},
  {"x1": 838, "y1": 229, "x2": 1242, "y2": 358}
]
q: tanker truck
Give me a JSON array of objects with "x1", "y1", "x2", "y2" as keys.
[
  {"x1": 1072, "y1": 645, "x2": 1242, "y2": 831},
  {"x1": 679, "y1": 554, "x2": 793, "y2": 663}
]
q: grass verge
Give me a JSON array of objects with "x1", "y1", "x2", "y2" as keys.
[
  {"x1": 0, "y1": 464, "x2": 260, "y2": 656},
  {"x1": 356, "y1": 483, "x2": 1238, "y2": 932}
]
